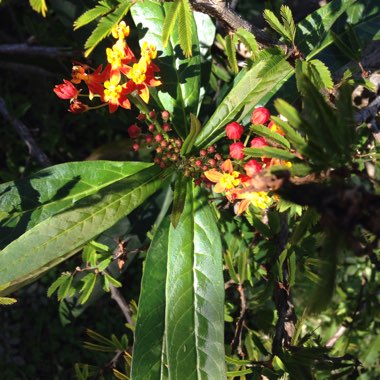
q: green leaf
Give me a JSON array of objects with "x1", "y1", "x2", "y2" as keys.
[
  {"x1": 280, "y1": 5, "x2": 296, "y2": 43},
  {"x1": 171, "y1": 173, "x2": 187, "y2": 228},
  {"x1": 263, "y1": 9, "x2": 290, "y2": 41},
  {"x1": 0, "y1": 161, "x2": 152, "y2": 249},
  {"x1": 270, "y1": 115, "x2": 307, "y2": 154},
  {"x1": 131, "y1": 217, "x2": 170, "y2": 379},
  {"x1": 225, "y1": 34, "x2": 239, "y2": 74},
  {"x1": 84, "y1": 0, "x2": 134, "y2": 56},
  {"x1": 295, "y1": 59, "x2": 334, "y2": 90},
  {"x1": 244, "y1": 146, "x2": 298, "y2": 161},
  {"x1": 0, "y1": 165, "x2": 170, "y2": 295},
  {"x1": 165, "y1": 180, "x2": 225, "y2": 378},
  {"x1": 57, "y1": 273, "x2": 74, "y2": 301},
  {"x1": 296, "y1": 0, "x2": 357, "y2": 59},
  {"x1": 78, "y1": 273, "x2": 97, "y2": 304},
  {"x1": 131, "y1": 0, "x2": 201, "y2": 139},
  {"x1": 162, "y1": 0, "x2": 182, "y2": 48},
  {"x1": 250, "y1": 124, "x2": 290, "y2": 149},
  {"x1": 0, "y1": 297, "x2": 17, "y2": 305},
  {"x1": 195, "y1": 51, "x2": 293, "y2": 148},
  {"x1": 47, "y1": 272, "x2": 70, "y2": 298},
  {"x1": 73, "y1": 1, "x2": 113, "y2": 30},
  {"x1": 180, "y1": 113, "x2": 201, "y2": 155},
  {"x1": 29, "y1": 0, "x2": 47, "y2": 17},
  {"x1": 234, "y1": 28, "x2": 259, "y2": 58},
  {"x1": 177, "y1": 0, "x2": 193, "y2": 57}
]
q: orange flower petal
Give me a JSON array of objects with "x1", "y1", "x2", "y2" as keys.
[
  {"x1": 204, "y1": 169, "x2": 222, "y2": 183},
  {"x1": 221, "y1": 159, "x2": 233, "y2": 173}
]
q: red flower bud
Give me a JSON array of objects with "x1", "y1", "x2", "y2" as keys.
[
  {"x1": 200, "y1": 149, "x2": 207, "y2": 157},
  {"x1": 149, "y1": 110, "x2": 156, "y2": 119},
  {"x1": 148, "y1": 124, "x2": 155, "y2": 132},
  {"x1": 155, "y1": 134, "x2": 163, "y2": 142},
  {"x1": 132, "y1": 143, "x2": 140, "y2": 151},
  {"x1": 68, "y1": 99, "x2": 89, "y2": 113},
  {"x1": 127, "y1": 124, "x2": 141, "y2": 139},
  {"x1": 244, "y1": 159, "x2": 262, "y2": 177},
  {"x1": 195, "y1": 160, "x2": 202, "y2": 167},
  {"x1": 162, "y1": 123, "x2": 171, "y2": 132},
  {"x1": 137, "y1": 113, "x2": 146, "y2": 121},
  {"x1": 225, "y1": 121, "x2": 244, "y2": 140},
  {"x1": 229, "y1": 142, "x2": 245, "y2": 160},
  {"x1": 54, "y1": 80, "x2": 79, "y2": 100},
  {"x1": 161, "y1": 110, "x2": 170, "y2": 121},
  {"x1": 251, "y1": 107, "x2": 270, "y2": 125},
  {"x1": 250, "y1": 136, "x2": 267, "y2": 148},
  {"x1": 145, "y1": 134, "x2": 153, "y2": 143}
]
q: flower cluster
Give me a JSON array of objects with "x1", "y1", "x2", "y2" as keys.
[
  {"x1": 204, "y1": 107, "x2": 290, "y2": 215},
  {"x1": 53, "y1": 22, "x2": 161, "y2": 113}
]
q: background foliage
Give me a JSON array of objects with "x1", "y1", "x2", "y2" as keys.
[{"x1": 0, "y1": 0, "x2": 380, "y2": 379}]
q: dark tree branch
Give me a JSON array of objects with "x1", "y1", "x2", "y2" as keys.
[
  {"x1": 0, "y1": 97, "x2": 51, "y2": 167},
  {"x1": 188, "y1": 0, "x2": 281, "y2": 47},
  {"x1": 271, "y1": 213, "x2": 297, "y2": 355},
  {"x1": 231, "y1": 283, "x2": 247, "y2": 356},
  {"x1": 0, "y1": 43, "x2": 78, "y2": 58},
  {"x1": 109, "y1": 285, "x2": 134, "y2": 326}
]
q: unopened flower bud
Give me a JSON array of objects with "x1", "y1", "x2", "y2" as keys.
[
  {"x1": 148, "y1": 124, "x2": 155, "y2": 132},
  {"x1": 155, "y1": 134, "x2": 163, "y2": 142},
  {"x1": 162, "y1": 123, "x2": 171, "y2": 132},
  {"x1": 161, "y1": 110, "x2": 170, "y2": 121},
  {"x1": 200, "y1": 149, "x2": 207, "y2": 157},
  {"x1": 251, "y1": 107, "x2": 270, "y2": 125},
  {"x1": 229, "y1": 142, "x2": 245, "y2": 160},
  {"x1": 137, "y1": 113, "x2": 146, "y2": 121},
  {"x1": 250, "y1": 136, "x2": 267, "y2": 148},
  {"x1": 54, "y1": 80, "x2": 79, "y2": 100},
  {"x1": 149, "y1": 110, "x2": 156, "y2": 119},
  {"x1": 145, "y1": 134, "x2": 153, "y2": 143},
  {"x1": 128, "y1": 124, "x2": 141, "y2": 139},
  {"x1": 68, "y1": 99, "x2": 89, "y2": 113},
  {"x1": 132, "y1": 143, "x2": 140, "y2": 151},
  {"x1": 225, "y1": 121, "x2": 244, "y2": 140},
  {"x1": 195, "y1": 160, "x2": 202, "y2": 167},
  {"x1": 244, "y1": 159, "x2": 262, "y2": 177},
  {"x1": 207, "y1": 146, "x2": 215, "y2": 154}
]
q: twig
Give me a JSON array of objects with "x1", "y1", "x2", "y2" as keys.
[
  {"x1": 0, "y1": 61, "x2": 58, "y2": 78},
  {"x1": 271, "y1": 213, "x2": 297, "y2": 355},
  {"x1": 231, "y1": 283, "x2": 247, "y2": 356},
  {"x1": 0, "y1": 43, "x2": 78, "y2": 58},
  {"x1": 109, "y1": 285, "x2": 134, "y2": 326},
  {"x1": 325, "y1": 274, "x2": 368, "y2": 348},
  {"x1": 0, "y1": 97, "x2": 51, "y2": 167},
  {"x1": 326, "y1": 325, "x2": 347, "y2": 348},
  {"x1": 188, "y1": 0, "x2": 281, "y2": 48}
]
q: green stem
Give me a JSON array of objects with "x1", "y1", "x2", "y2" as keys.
[{"x1": 128, "y1": 91, "x2": 163, "y2": 133}]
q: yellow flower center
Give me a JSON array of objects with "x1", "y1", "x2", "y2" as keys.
[
  {"x1": 128, "y1": 60, "x2": 147, "y2": 84},
  {"x1": 141, "y1": 41, "x2": 157, "y2": 62},
  {"x1": 106, "y1": 40, "x2": 126, "y2": 68},
  {"x1": 245, "y1": 191, "x2": 272, "y2": 209},
  {"x1": 104, "y1": 78, "x2": 122, "y2": 102},
  {"x1": 111, "y1": 21, "x2": 130, "y2": 40},
  {"x1": 220, "y1": 171, "x2": 240, "y2": 190}
]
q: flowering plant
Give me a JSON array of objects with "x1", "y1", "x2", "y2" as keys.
[{"x1": 1, "y1": 0, "x2": 380, "y2": 378}]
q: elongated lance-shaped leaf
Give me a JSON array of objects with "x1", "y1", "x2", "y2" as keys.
[
  {"x1": 166, "y1": 179, "x2": 225, "y2": 379},
  {"x1": 131, "y1": 0, "x2": 201, "y2": 139},
  {"x1": 296, "y1": 0, "x2": 357, "y2": 59},
  {"x1": 0, "y1": 161, "x2": 152, "y2": 249},
  {"x1": 195, "y1": 51, "x2": 293, "y2": 148},
  {"x1": 131, "y1": 217, "x2": 170, "y2": 379},
  {"x1": 0, "y1": 166, "x2": 172, "y2": 295}
]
